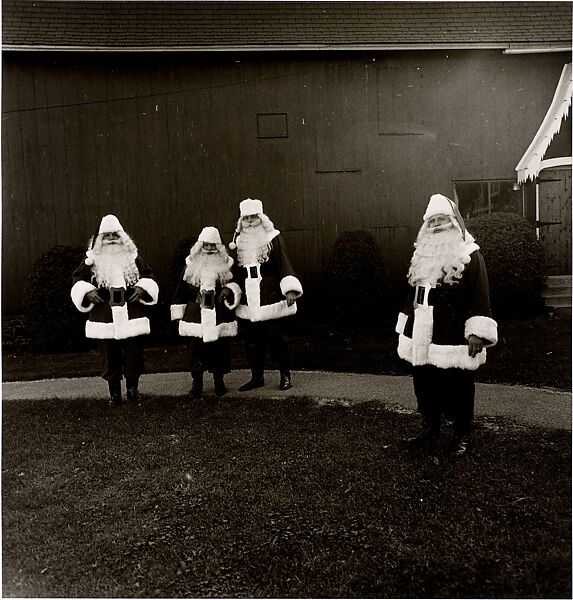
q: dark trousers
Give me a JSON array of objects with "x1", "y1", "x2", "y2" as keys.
[
  {"x1": 188, "y1": 338, "x2": 231, "y2": 376},
  {"x1": 240, "y1": 319, "x2": 290, "y2": 379},
  {"x1": 412, "y1": 365, "x2": 475, "y2": 436},
  {"x1": 98, "y1": 337, "x2": 145, "y2": 384}
]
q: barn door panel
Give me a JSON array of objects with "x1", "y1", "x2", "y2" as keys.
[{"x1": 538, "y1": 167, "x2": 572, "y2": 275}]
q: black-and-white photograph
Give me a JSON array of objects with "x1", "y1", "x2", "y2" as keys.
[{"x1": 2, "y1": 1, "x2": 571, "y2": 598}]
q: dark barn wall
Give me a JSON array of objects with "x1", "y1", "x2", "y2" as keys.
[{"x1": 2, "y1": 50, "x2": 569, "y2": 313}]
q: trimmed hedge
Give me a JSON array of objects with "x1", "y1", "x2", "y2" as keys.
[
  {"x1": 323, "y1": 230, "x2": 395, "y2": 324},
  {"x1": 23, "y1": 245, "x2": 93, "y2": 352},
  {"x1": 167, "y1": 235, "x2": 198, "y2": 301},
  {"x1": 466, "y1": 212, "x2": 546, "y2": 318}
]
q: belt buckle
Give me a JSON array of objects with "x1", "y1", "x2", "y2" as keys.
[
  {"x1": 200, "y1": 289, "x2": 215, "y2": 309},
  {"x1": 109, "y1": 287, "x2": 126, "y2": 307},
  {"x1": 415, "y1": 284, "x2": 431, "y2": 307},
  {"x1": 246, "y1": 265, "x2": 260, "y2": 279}
]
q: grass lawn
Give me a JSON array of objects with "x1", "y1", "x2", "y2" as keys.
[{"x1": 2, "y1": 395, "x2": 571, "y2": 598}]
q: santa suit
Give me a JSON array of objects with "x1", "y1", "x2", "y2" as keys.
[
  {"x1": 71, "y1": 253, "x2": 158, "y2": 382},
  {"x1": 396, "y1": 214, "x2": 497, "y2": 436},
  {"x1": 231, "y1": 224, "x2": 303, "y2": 381},
  {"x1": 170, "y1": 258, "x2": 241, "y2": 376}
]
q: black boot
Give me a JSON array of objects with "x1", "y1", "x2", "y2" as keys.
[
  {"x1": 126, "y1": 377, "x2": 142, "y2": 404},
  {"x1": 213, "y1": 373, "x2": 227, "y2": 397},
  {"x1": 108, "y1": 379, "x2": 122, "y2": 406},
  {"x1": 450, "y1": 425, "x2": 471, "y2": 456},
  {"x1": 279, "y1": 370, "x2": 292, "y2": 391},
  {"x1": 239, "y1": 374, "x2": 265, "y2": 392},
  {"x1": 406, "y1": 418, "x2": 440, "y2": 450},
  {"x1": 450, "y1": 434, "x2": 471, "y2": 456},
  {"x1": 190, "y1": 372, "x2": 204, "y2": 399}
]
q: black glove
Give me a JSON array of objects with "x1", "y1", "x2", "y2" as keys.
[{"x1": 85, "y1": 289, "x2": 104, "y2": 304}]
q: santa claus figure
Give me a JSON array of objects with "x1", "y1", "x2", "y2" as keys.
[
  {"x1": 71, "y1": 214, "x2": 159, "y2": 406},
  {"x1": 230, "y1": 198, "x2": 303, "y2": 391},
  {"x1": 396, "y1": 194, "x2": 498, "y2": 455},
  {"x1": 171, "y1": 227, "x2": 241, "y2": 399}
]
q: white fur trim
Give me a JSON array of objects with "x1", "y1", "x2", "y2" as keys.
[
  {"x1": 240, "y1": 198, "x2": 263, "y2": 216},
  {"x1": 465, "y1": 316, "x2": 498, "y2": 346},
  {"x1": 178, "y1": 318, "x2": 238, "y2": 340},
  {"x1": 398, "y1": 335, "x2": 487, "y2": 370},
  {"x1": 71, "y1": 280, "x2": 96, "y2": 313},
  {"x1": 134, "y1": 277, "x2": 159, "y2": 305},
  {"x1": 224, "y1": 282, "x2": 242, "y2": 310},
  {"x1": 395, "y1": 312, "x2": 408, "y2": 335},
  {"x1": 85, "y1": 307, "x2": 151, "y2": 340},
  {"x1": 280, "y1": 275, "x2": 303, "y2": 298},
  {"x1": 423, "y1": 194, "x2": 455, "y2": 220},
  {"x1": 238, "y1": 275, "x2": 298, "y2": 321},
  {"x1": 99, "y1": 214, "x2": 124, "y2": 234},
  {"x1": 236, "y1": 300, "x2": 297, "y2": 322},
  {"x1": 198, "y1": 226, "x2": 222, "y2": 244},
  {"x1": 170, "y1": 304, "x2": 186, "y2": 321},
  {"x1": 411, "y1": 305, "x2": 434, "y2": 365}
]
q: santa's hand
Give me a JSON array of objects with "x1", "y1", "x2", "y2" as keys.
[
  {"x1": 218, "y1": 287, "x2": 231, "y2": 302},
  {"x1": 85, "y1": 289, "x2": 104, "y2": 304},
  {"x1": 468, "y1": 335, "x2": 484, "y2": 357},
  {"x1": 285, "y1": 291, "x2": 298, "y2": 307},
  {"x1": 128, "y1": 286, "x2": 146, "y2": 303}
]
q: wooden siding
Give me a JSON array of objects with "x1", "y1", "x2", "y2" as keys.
[
  {"x1": 2, "y1": 50, "x2": 570, "y2": 313},
  {"x1": 538, "y1": 167, "x2": 572, "y2": 275}
]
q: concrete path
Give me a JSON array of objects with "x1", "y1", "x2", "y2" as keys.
[{"x1": 2, "y1": 370, "x2": 571, "y2": 430}]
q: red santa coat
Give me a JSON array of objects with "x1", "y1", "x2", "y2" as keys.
[
  {"x1": 231, "y1": 233, "x2": 303, "y2": 322},
  {"x1": 170, "y1": 258, "x2": 241, "y2": 343},
  {"x1": 396, "y1": 248, "x2": 498, "y2": 370},
  {"x1": 71, "y1": 256, "x2": 159, "y2": 340}
]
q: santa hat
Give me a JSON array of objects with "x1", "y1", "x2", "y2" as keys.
[
  {"x1": 98, "y1": 214, "x2": 124, "y2": 234},
  {"x1": 423, "y1": 194, "x2": 466, "y2": 240},
  {"x1": 85, "y1": 214, "x2": 124, "y2": 265},
  {"x1": 229, "y1": 198, "x2": 265, "y2": 250},
  {"x1": 239, "y1": 198, "x2": 263, "y2": 217},
  {"x1": 198, "y1": 226, "x2": 222, "y2": 245}
]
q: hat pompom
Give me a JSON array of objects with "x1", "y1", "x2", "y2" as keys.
[
  {"x1": 228, "y1": 241, "x2": 237, "y2": 250},
  {"x1": 85, "y1": 257, "x2": 94, "y2": 266}
]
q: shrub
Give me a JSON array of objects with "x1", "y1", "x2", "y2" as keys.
[
  {"x1": 167, "y1": 235, "x2": 198, "y2": 300},
  {"x1": 466, "y1": 212, "x2": 546, "y2": 318},
  {"x1": 23, "y1": 245, "x2": 94, "y2": 352},
  {"x1": 322, "y1": 230, "x2": 395, "y2": 325}
]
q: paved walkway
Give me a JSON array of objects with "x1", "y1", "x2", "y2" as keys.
[{"x1": 2, "y1": 370, "x2": 571, "y2": 430}]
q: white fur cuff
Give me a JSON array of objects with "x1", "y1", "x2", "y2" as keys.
[
  {"x1": 135, "y1": 277, "x2": 159, "y2": 305},
  {"x1": 71, "y1": 280, "x2": 96, "y2": 313},
  {"x1": 224, "y1": 282, "x2": 242, "y2": 310},
  {"x1": 170, "y1": 304, "x2": 186, "y2": 321},
  {"x1": 280, "y1": 275, "x2": 303, "y2": 298},
  {"x1": 464, "y1": 316, "x2": 498, "y2": 347},
  {"x1": 395, "y1": 312, "x2": 408, "y2": 335}
]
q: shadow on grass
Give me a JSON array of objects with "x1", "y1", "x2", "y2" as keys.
[{"x1": 2, "y1": 395, "x2": 571, "y2": 598}]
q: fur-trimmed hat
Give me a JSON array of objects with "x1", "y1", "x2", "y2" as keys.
[
  {"x1": 198, "y1": 226, "x2": 222, "y2": 245},
  {"x1": 239, "y1": 198, "x2": 263, "y2": 217},
  {"x1": 98, "y1": 214, "x2": 124, "y2": 234},
  {"x1": 85, "y1": 214, "x2": 125, "y2": 265},
  {"x1": 423, "y1": 194, "x2": 466, "y2": 240}
]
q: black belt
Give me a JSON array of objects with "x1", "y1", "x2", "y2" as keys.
[{"x1": 244, "y1": 265, "x2": 261, "y2": 279}]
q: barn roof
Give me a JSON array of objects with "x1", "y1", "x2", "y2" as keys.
[{"x1": 2, "y1": 1, "x2": 572, "y2": 52}]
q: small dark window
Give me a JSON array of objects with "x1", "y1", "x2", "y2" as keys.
[
  {"x1": 257, "y1": 113, "x2": 288, "y2": 139},
  {"x1": 454, "y1": 180, "x2": 524, "y2": 220}
]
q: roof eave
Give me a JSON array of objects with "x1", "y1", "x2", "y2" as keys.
[{"x1": 5, "y1": 42, "x2": 567, "y2": 53}]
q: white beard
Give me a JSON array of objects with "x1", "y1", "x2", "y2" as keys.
[
  {"x1": 92, "y1": 243, "x2": 139, "y2": 288},
  {"x1": 408, "y1": 226, "x2": 470, "y2": 287},
  {"x1": 236, "y1": 225, "x2": 274, "y2": 266},
  {"x1": 184, "y1": 251, "x2": 232, "y2": 289}
]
